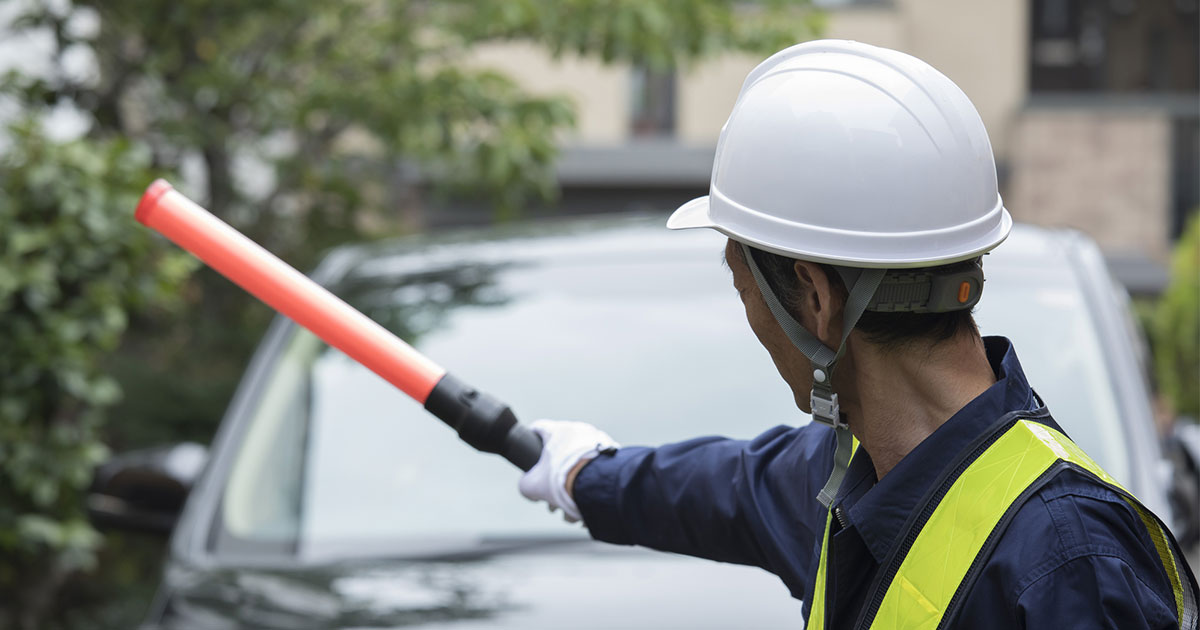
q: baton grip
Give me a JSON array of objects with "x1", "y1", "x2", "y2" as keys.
[{"x1": 424, "y1": 373, "x2": 544, "y2": 471}]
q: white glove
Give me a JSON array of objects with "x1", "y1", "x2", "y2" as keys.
[{"x1": 518, "y1": 419, "x2": 619, "y2": 523}]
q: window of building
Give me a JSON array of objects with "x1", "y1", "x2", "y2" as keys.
[
  {"x1": 1030, "y1": 0, "x2": 1199, "y2": 240},
  {"x1": 630, "y1": 65, "x2": 676, "y2": 138},
  {"x1": 1172, "y1": 119, "x2": 1198, "y2": 238},
  {"x1": 1030, "y1": 0, "x2": 1199, "y2": 93}
]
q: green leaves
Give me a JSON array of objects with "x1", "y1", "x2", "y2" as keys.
[
  {"x1": 15, "y1": 515, "x2": 103, "y2": 572},
  {"x1": 444, "y1": 0, "x2": 822, "y2": 68},
  {"x1": 1153, "y1": 214, "x2": 1200, "y2": 419},
  {"x1": 0, "y1": 120, "x2": 193, "y2": 612},
  {"x1": 6, "y1": 0, "x2": 821, "y2": 260}
]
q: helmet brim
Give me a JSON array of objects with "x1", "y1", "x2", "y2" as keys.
[{"x1": 666, "y1": 196, "x2": 713, "y2": 230}]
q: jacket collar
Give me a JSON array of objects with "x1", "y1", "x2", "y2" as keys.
[{"x1": 836, "y1": 336, "x2": 1043, "y2": 564}]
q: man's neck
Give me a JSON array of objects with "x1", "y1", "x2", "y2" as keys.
[{"x1": 840, "y1": 334, "x2": 997, "y2": 480}]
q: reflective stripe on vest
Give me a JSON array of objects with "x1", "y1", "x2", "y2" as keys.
[{"x1": 806, "y1": 419, "x2": 1199, "y2": 630}]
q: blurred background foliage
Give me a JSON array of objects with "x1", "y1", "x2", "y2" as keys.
[
  {"x1": 0, "y1": 0, "x2": 822, "y2": 627},
  {"x1": 1153, "y1": 214, "x2": 1199, "y2": 420},
  {"x1": 0, "y1": 120, "x2": 194, "y2": 628},
  {"x1": 3, "y1": 0, "x2": 823, "y2": 455}
]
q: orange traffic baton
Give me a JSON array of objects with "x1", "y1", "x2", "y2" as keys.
[{"x1": 135, "y1": 179, "x2": 544, "y2": 471}]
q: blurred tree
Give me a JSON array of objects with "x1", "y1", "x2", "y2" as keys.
[
  {"x1": 6, "y1": 0, "x2": 822, "y2": 250},
  {"x1": 0, "y1": 120, "x2": 194, "y2": 629},
  {"x1": 0, "y1": 3, "x2": 822, "y2": 625},
  {"x1": 1, "y1": 0, "x2": 824, "y2": 451},
  {"x1": 1154, "y1": 214, "x2": 1199, "y2": 419}
]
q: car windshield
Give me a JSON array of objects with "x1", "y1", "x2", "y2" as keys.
[{"x1": 214, "y1": 222, "x2": 1130, "y2": 560}]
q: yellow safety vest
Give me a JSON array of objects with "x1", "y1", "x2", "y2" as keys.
[{"x1": 807, "y1": 419, "x2": 1198, "y2": 630}]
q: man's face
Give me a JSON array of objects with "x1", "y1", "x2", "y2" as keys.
[{"x1": 724, "y1": 239, "x2": 814, "y2": 412}]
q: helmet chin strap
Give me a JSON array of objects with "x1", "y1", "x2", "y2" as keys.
[{"x1": 740, "y1": 243, "x2": 885, "y2": 508}]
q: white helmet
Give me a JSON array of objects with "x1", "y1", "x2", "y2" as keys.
[
  {"x1": 668, "y1": 39, "x2": 1011, "y2": 268},
  {"x1": 668, "y1": 40, "x2": 1011, "y2": 441}
]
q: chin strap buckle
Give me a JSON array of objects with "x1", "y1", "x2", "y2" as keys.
[
  {"x1": 811, "y1": 390, "x2": 842, "y2": 427},
  {"x1": 813, "y1": 366, "x2": 854, "y2": 510},
  {"x1": 810, "y1": 369, "x2": 847, "y2": 430}
]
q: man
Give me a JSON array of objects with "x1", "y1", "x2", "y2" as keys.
[{"x1": 518, "y1": 40, "x2": 1197, "y2": 628}]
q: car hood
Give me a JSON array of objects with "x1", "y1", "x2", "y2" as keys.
[{"x1": 154, "y1": 540, "x2": 803, "y2": 629}]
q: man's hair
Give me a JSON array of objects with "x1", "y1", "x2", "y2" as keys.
[{"x1": 738, "y1": 245, "x2": 979, "y2": 350}]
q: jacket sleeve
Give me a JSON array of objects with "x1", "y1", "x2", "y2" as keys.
[
  {"x1": 1014, "y1": 553, "x2": 1180, "y2": 629},
  {"x1": 573, "y1": 423, "x2": 835, "y2": 574}
]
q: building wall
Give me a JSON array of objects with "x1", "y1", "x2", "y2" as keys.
[
  {"x1": 678, "y1": 1, "x2": 1026, "y2": 157},
  {"x1": 1008, "y1": 107, "x2": 1174, "y2": 261},
  {"x1": 466, "y1": 42, "x2": 628, "y2": 145},
  {"x1": 676, "y1": 53, "x2": 760, "y2": 146},
  {"x1": 895, "y1": 0, "x2": 1027, "y2": 159},
  {"x1": 676, "y1": 6, "x2": 904, "y2": 144},
  {"x1": 471, "y1": 1, "x2": 1025, "y2": 156},
  {"x1": 464, "y1": 1, "x2": 1186, "y2": 263}
]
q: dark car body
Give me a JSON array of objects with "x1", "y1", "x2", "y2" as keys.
[{"x1": 122, "y1": 215, "x2": 1188, "y2": 629}]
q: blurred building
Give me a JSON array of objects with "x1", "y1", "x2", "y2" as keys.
[{"x1": 444, "y1": 0, "x2": 1198, "y2": 288}]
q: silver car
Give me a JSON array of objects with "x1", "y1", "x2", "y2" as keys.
[{"x1": 91, "y1": 216, "x2": 1194, "y2": 628}]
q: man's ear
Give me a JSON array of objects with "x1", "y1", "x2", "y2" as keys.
[{"x1": 792, "y1": 260, "x2": 842, "y2": 347}]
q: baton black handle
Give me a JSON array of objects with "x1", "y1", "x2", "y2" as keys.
[{"x1": 423, "y1": 373, "x2": 544, "y2": 471}]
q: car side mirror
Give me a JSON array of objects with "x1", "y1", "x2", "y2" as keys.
[
  {"x1": 87, "y1": 442, "x2": 208, "y2": 535},
  {"x1": 1163, "y1": 421, "x2": 1200, "y2": 550}
]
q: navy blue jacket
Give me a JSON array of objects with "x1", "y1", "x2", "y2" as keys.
[{"x1": 575, "y1": 337, "x2": 1182, "y2": 628}]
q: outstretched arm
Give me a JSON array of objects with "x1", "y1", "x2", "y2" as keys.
[{"x1": 521, "y1": 420, "x2": 836, "y2": 576}]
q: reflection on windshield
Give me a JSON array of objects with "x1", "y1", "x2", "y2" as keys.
[
  {"x1": 218, "y1": 226, "x2": 1132, "y2": 559},
  {"x1": 339, "y1": 262, "x2": 515, "y2": 343}
]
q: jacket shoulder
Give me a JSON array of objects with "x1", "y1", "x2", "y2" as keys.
[{"x1": 958, "y1": 467, "x2": 1177, "y2": 626}]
